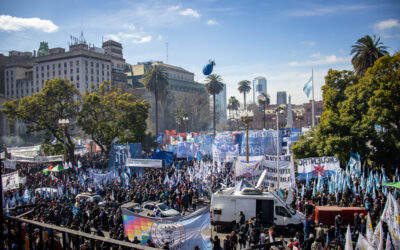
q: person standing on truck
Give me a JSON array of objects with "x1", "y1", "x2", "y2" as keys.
[
  {"x1": 334, "y1": 214, "x2": 342, "y2": 238},
  {"x1": 239, "y1": 211, "x2": 245, "y2": 226}
]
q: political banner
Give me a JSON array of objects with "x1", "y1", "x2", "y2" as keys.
[
  {"x1": 239, "y1": 130, "x2": 282, "y2": 157},
  {"x1": 4, "y1": 160, "x2": 16, "y2": 169},
  {"x1": 122, "y1": 206, "x2": 211, "y2": 249},
  {"x1": 11, "y1": 155, "x2": 64, "y2": 163},
  {"x1": 126, "y1": 159, "x2": 162, "y2": 168},
  {"x1": 2, "y1": 171, "x2": 20, "y2": 191},
  {"x1": 212, "y1": 144, "x2": 239, "y2": 162},
  {"x1": 151, "y1": 151, "x2": 174, "y2": 165},
  {"x1": 297, "y1": 156, "x2": 340, "y2": 180},
  {"x1": 177, "y1": 142, "x2": 193, "y2": 158},
  {"x1": 235, "y1": 155, "x2": 294, "y2": 189},
  {"x1": 108, "y1": 143, "x2": 142, "y2": 169}
]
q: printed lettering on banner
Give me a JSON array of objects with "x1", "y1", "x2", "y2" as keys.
[
  {"x1": 297, "y1": 156, "x2": 340, "y2": 180},
  {"x1": 2, "y1": 171, "x2": 20, "y2": 191}
]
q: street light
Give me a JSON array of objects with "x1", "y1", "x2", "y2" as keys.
[
  {"x1": 58, "y1": 118, "x2": 70, "y2": 163},
  {"x1": 182, "y1": 116, "x2": 189, "y2": 133},
  {"x1": 296, "y1": 112, "x2": 303, "y2": 129},
  {"x1": 275, "y1": 107, "x2": 284, "y2": 190},
  {"x1": 240, "y1": 109, "x2": 254, "y2": 163}
]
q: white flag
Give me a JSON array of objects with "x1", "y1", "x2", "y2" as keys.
[
  {"x1": 373, "y1": 220, "x2": 384, "y2": 250},
  {"x1": 345, "y1": 224, "x2": 353, "y2": 250},
  {"x1": 365, "y1": 213, "x2": 375, "y2": 244},
  {"x1": 355, "y1": 234, "x2": 374, "y2": 250}
]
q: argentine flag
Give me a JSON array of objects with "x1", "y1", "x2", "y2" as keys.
[{"x1": 303, "y1": 76, "x2": 312, "y2": 98}]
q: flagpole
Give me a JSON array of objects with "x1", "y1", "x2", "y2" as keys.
[{"x1": 311, "y1": 69, "x2": 315, "y2": 127}]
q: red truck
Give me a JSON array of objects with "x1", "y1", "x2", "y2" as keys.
[{"x1": 315, "y1": 206, "x2": 367, "y2": 226}]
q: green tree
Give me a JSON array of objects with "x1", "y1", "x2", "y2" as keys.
[
  {"x1": 174, "y1": 108, "x2": 187, "y2": 132},
  {"x1": 2, "y1": 78, "x2": 80, "y2": 162},
  {"x1": 142, "y1": 65, "x2": 169, "y2": 137},
  {"x1": 238, "y1": 80, "x2": 251, "y2": 109},
  {"x1": 227, "y1": 96, "x2": 240, "y2": 118},
  {"x1": 77, "y1": 82, "x2": 150, "y2": 157},
  {"x1": 351, "y1": 35, "x2": 388, "y2": 76},
  {"x1": 205, "y1": 74, "x2": 224, "y2": 136}
]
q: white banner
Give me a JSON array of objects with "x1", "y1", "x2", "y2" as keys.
[
  {"x1": 297, "y1": 156, "x2": 340, "y2": 180},
  {"x1": 19, "y1": 176, "x2": 27, "y2": 185},
  {"x1": 125, "y1": 159, "x2": 162, "y2": 168},
  {"x1": 4, "y1": 160, "x2": 16, "y2": 169},
  {"x1": 11, "y1": 155, "x2": 64, "y2": 163},
  {"x1": 212, "y1": 144, "x2": 239, "y2": 162},
  {"x1": 2, "y1": 171, "x2": 20, "y2": 191},
  {"x1": 235, "y1": 155, "x2": 294, "y2": 189}
]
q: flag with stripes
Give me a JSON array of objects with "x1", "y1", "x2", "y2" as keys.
[{"x1": 303, "y1": 76, "x2": 312, "y2": 98}]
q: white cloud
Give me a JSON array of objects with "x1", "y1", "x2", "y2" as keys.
[
  {"x1": 302, "y1": 41, "x2": 316, "y2": 46},
  {"x1": 168, "y1": 5, "x2": 180, "y2": 11},
  {"x1": 288, "y1": 4, "x2": 371, "y2": 17},
  {"x1": 206, "y1": 19, "x2": 218, "y2": 25},
  {"x1": 133, "y1": 36, "x2": 152, "y2": 44},
  {"x1": 289, "y1": 54, "x2": 350, "y2": 67},
  {"x1": 105, "y1": 32, "x2": 152, "y2": 44},
  {"x1": 179, "y1": 8, "x2": 201, "y2": 18},
  {"x1": 123, "y1": 23, "x2": 136, "y2": 31},
  {"x1": 0, "y1": 15, "x2": 58, "y2": 33},
  {"x1": 374, "y1": 19, "x2": 400, "y2": 31}
]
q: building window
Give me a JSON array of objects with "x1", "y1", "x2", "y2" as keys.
[
  {"x1": 70, "y1": 76, "x2": 73, "y2": 81},
  {"x1": 64, "y1": 62, "x2": 67, "y2": 67},
  {"x1": 70, "y1": 61, "x2": 73, "y2": 67},
  {"x1": 102, "y1": 71, "x2": 104, "y2": 76},
  {"x1": 85, "y1": 68, "x2": 88, "y2": 73},
  {"x1": 102, "y1": 64, "x2": 104, "y2": 69},
  {"x1": 91, "y1": 61, "x2": 93, "y2": 67},
  {"x1": 85, "y1": 75, "x2": 88, "y2": 81},
  {"x1": 107, "y1": 65, "x2": 109, "y2": 70},
  {"x1": 59, "y1": 70, "x2": 61, "y2": 75},
  {"x1": 47, "y1": 72, "x2": 49, "y2": 77},
  {"x1": 91, "y1": 76, "x2": 94, "y2": 81},
  {"x1": 47, "y1": 65, "x2": 49, "y2": 70},
  {"x1": 77, "y1": 82, "x2": 80, "y2": 88},
  {"x1": 96, "y1": 63, "x2": 99, "y2": 68},
  {"x1": 41, "y1": 66, "x2": 44, "y2": 71},
  {"x1": 58, "y1": 63, "x2": 61, "y2": 68},
  {"x1": 53, "y1": 71, "x2": 55, "y2": 76},
  {"x1": 70, "y1": 68, "x2": 73, "y2": 74},
  {"x1": 64, "y1": 69, "x2": 67, "y2": 75},
  {"x1": 91, "y1": 68, "x2": 94, "y2": 74},
  {"x1": 85, "y1": 60, "x2": 88, "y2": 66},
  {"x1": 76, "y1": 60, "x2": 79, "y2": 65},
  {"x1": 77, "y1": 75, "x2": 79, "y2": 81},
  {"x1": 52, "y1": 64, "x2": 55, "y2": 69}
]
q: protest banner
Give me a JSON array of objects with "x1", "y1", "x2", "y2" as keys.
[
  {"x1": 11, "y1": 155, "x2": 64, "y2": 163},
  {"x1": 126, "y1": 159, "x2": 162, "y2": 168},
  {"x1": 238, "y1": 130, "x2": 281, "y2": 157},
  {"x1": 297, "y1": 156, "x2": 340, "y2": 180},
  {"x1": 212, "y1": 143, "x2": 239, "y2": 162},
  {"x1": 2, "y1": 171, "x2": 20, "y2": 191},
  {"x1": 108, "y1": 143, "x2": 142, "y2": 169},
  {"x1": 235, "y1": 155, "x2": 294, "y2": 189},
  {"x1": 4, "y1": 159, "x2": 16, "y2": 169},
  {"x1": 151, "y1": 151, "x2": 174, "y2": 165},
  {"x1": 122, "y1": 206, "x2": 211, "y2": 249}
]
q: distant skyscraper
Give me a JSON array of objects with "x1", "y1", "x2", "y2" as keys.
[
  {"x1": 253, "y1": 76, "x2": 267, "y2": 103},
  {"x1": 277, "y1": 91, "x2": 287, "y2": 105}
]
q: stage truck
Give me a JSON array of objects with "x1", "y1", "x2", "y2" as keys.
[{"x1": 211, "y1": 172, "x2": 305, "y2": 233}]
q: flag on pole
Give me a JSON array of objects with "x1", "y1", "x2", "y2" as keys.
[
  {"x1": 366, "y1": 213, "x2": 375, "y2": 244},
  {"x1": 303, "y1": 76, "x2": 312, "y2": 98},
  {"x1": 78, "y1": 160, "x2": 82, "y2": 169},
  {"x1": 345, "y1": 224, "x2": 353, "y2": 250}
]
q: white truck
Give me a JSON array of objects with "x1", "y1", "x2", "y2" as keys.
[{"x1": 211, "y1": 179, "x2": 305, "y2": 233}]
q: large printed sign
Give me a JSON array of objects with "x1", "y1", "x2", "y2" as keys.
[
  {"x1": 297, "y1": 156, "x2": 340, "y2": 180},
  {"x1": 212, "y1": 144, "x2": 239, "y2": 162},
  {"x1": 11, "y1": 155, "x2": 64, "y2": 163},
  {"x1": 2, "y1": 171, "x2": 20, "y2": 191},
  {"x1": 4, "y1": 160, "x2": 16, "y2": 169},
  {"x1": 239, "y1": 130, "x2": 281, "y2": 157},
  {"x1": 122, "y1": 207, "x2": 211, "y2": 249},
  {"x1": 126, "y1": 159, "x2": 162, "y2": 168},
  {"x1": 235, "y1": 155, "x2": 294, "y2": 189},
  {"x1": 108, "y1": 143, "x2": 142, "y2": 169}
]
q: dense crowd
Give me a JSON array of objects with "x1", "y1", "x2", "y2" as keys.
[{"x1": 2, "y1": 152, "x2": 399, "y2": 250}]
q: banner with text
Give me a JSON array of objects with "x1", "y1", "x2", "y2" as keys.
[
  {"x1": 297, "y1": 156, "x2": 340, "y2": 180},
  {"x1": 212, "y1": 144, "x2": 239, "y2": 162},
  {"x1": 126, "y1": 159, "x2": 162, "y2": 168},
  {"x1": 2, "y1": 171, "x2": 20, "y2": 191},
  {"x1": 122, "y1": 206, "x2": 211, "y2": 249},
  {"x1": 239, "y1": 130, "x2": 282, "y2": 157},
  {"x1": 235, "y1": 155, "x2": 294, "y2": 189},
  {"x1": 108, "y1": 143, "x2": 142, "y2": 169}
]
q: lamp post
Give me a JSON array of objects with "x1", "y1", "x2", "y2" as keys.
[
  {"x1": 182, "y1": 116, "x2": 189, "y2": 133},
  {"x1": 258, "y1": 94, "x2": 267, "y2": 129},
  {"x1": 296, "y1": 112, "x2": 303, "y2": 129},
  {"x1": 275, "y1": 107, "x2": 284, "y2": 190},
  {"x1": 58, "y1": 118, "x2": 70, "y2": 163},
  {"x1": 240, "y1": 109, "x2": 254, "y2": 163}
]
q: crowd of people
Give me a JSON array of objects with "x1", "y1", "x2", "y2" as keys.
[{"x1": 2, "y1": 150, "x2": 399, "y2": 250}]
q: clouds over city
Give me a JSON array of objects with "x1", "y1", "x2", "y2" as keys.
[
  {"x1": 373, "y1": 19, "x2": 400, "y2": 38},
  {"x1": 0, "y1": 15, "x2": 58, "y2": 33},
  {"x1": 105, "y1": 32, "x2": 152, "y2": 44},
  {"x1": 288, "y1": 54, "x2": 350, "y2": 67}
]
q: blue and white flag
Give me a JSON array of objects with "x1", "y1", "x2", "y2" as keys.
[
  {"x1": 303, "y1": 76, "x2": 312, "y2": 98},
  {"x1": 297, "y1": 156, "x2": 340, "y2": 180}
]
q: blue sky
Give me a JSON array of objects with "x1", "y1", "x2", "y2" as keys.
[{"x1": 1, "y1": 0, "x2": 399, "y2": 104}]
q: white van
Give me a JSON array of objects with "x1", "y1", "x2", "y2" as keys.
[{"x1": 211, "y1": 180, "x2": 305, "y2": 233}]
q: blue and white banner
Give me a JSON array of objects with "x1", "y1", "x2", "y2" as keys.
[
  {"x1": 212, "y1": 144, "x2": 239, "y2": 162},
  {"x1": 239, "y1": 130, "x2": 281, "y2": 156},
  {"x1": 297, "y1": 156, "x2": 340, "y2": 180},
  {"x1": 108, "y1": 143, "x2": 142, "y2": 169}
]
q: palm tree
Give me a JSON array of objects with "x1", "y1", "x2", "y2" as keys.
[
  {"x1": 238, "y1": 80, "x2": 251, "y2": 109},
  {"x1": 351, "y1": 35, "x2": 389, "y2": 76},
  {"x1": 205, "y1": 74, "x2": 224, "y2": 136},
  {"x1": 227, "y1": 96, "x2": 240, "y2": 119},
  {"x1": 257, "y1": 93, "x2": 270, "y2": 129},
  {"x1": 142, "y1": 65, "x2": 169, "y2": 138}
]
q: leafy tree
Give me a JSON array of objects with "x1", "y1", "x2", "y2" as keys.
[
  {"x1": 351, "y1": 35, "x2": 388, "y2": 76},
  {"x1": 2, "y1": 78, "x2": 80, "y2": 162},
  {"x1": 205, "y1": 74, "x2": 224, "y2": 136},
  {"x1": 174, "y1": 108, "x2": 187, "y2": 132},
  {"x1": 238, "y1": 80, "x2": 251, "y2": 109},
  {"x1": 142, "y1": 65, "x2": 169, "y2": 137},
  {"x1": 77, "y1": 82, "x2": 150, "y2": 157},
  {"x1": 227, "y1": 96, "x2": 240, "y2": 119}
]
